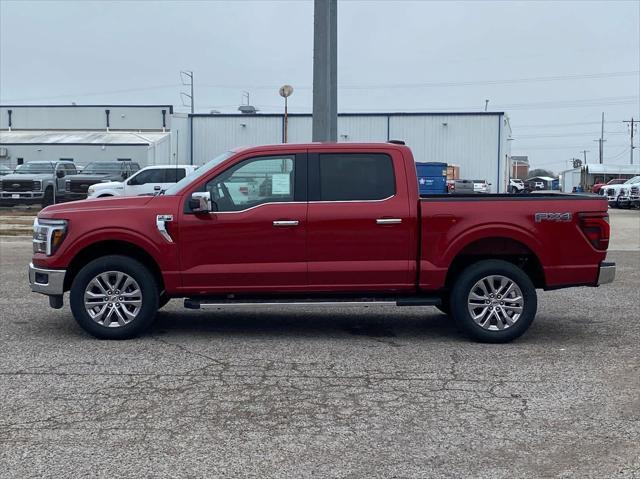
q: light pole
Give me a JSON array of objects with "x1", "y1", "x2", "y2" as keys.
[{"x1": 279, "y1": 85, "x2": 294, "y2": 143}]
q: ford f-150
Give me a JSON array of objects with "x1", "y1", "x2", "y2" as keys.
[{"x1": 28, "y1": 142, "x2": 615, "y2": 342}]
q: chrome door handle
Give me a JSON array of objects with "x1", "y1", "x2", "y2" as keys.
[
  {"x1": 376, "y1": 218, "x2": 402, "y2": 225},
  {"x1": 273, "y1": 220, "x2": 299, "y2": 227}
]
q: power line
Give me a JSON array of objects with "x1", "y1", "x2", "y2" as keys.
[
  {"x1": 198, "y1": 70, "x2": 639, "y2": 90},
  {"x1": 513, "y1": 144, "x2": 627, "y2": 150},
  {"x1": 2, "y1": 70, "x2": 638, "y2": 102},
  {"x1": 515, "y1": 131, "x2": 627, "y2": 139},
  {"x1": 513, "y1": 120, "x2": 627, "y2": 129}
]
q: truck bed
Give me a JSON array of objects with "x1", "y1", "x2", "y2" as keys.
[{"x1": 418, "y1": 194, "x2": 609, "y2": 291}]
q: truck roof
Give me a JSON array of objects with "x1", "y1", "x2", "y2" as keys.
[
  {"x1": 231, "y1": 142, "x2": 411, "y2": 154},
  {"x1": 140, "y1": 164, "x2": 196, "y2": 170}
]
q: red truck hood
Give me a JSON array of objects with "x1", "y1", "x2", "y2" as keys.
[{"x1": 39, "y1": 196, "x2": 155, "y2": 218}]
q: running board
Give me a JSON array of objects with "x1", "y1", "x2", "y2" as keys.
[{"x1": 184, "y1": 296, "x2": 441, "y2": 310}]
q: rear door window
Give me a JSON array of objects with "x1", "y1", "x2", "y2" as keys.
[
  {"x1": 164, "y1": 168, "x2": 187, "y2": 183},
  {"x1": 130, "y1": 169, "x2": 164, "y2": 185},
  {"x1": 316, "y1": 153, "x2": 395, "y2": 201}
]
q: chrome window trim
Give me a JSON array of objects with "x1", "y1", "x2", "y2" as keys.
[{"x1": 209, "y1": 195, "x2": 396, "y2": 215}]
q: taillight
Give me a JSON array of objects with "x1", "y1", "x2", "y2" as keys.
[{"x1": 578, "y1": 212, "x2": 610, "y2": 250}]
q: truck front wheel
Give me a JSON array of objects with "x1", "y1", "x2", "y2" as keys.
[
  {"x1": 42, "y1": 187, "x2": 54, "y2": 207},
  {"x1": 450, "y1": 260, "x2": 537, "y2": 343},
  {"x1": 70, "y1": 255, "x2": 159, "y2": 339}
]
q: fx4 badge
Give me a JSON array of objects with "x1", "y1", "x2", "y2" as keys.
[{"x1": 534, "y1": 212, "x2": 572, "y2": 223}]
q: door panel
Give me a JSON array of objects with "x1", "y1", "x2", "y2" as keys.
[
  {"x1": 307, "y1": 150, "x2": 415, "y2": 291},
  {"x1": 178, "y1": 153, "x2": 308, "y2": 293},
  {"x1": 179, "y1": 203, "x2": 307, "y2": 291}
]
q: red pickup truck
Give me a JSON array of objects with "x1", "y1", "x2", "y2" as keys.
[{"x1": 29, "y1": 142, "x2": 615, "y2": 342}]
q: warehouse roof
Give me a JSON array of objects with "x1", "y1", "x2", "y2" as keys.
[
  {"x1": 584, "y1": 163, "x2": 640, "y2": 175},
  {"x1": 0, "y1": 130, "x2": 170, "y2": 146}
]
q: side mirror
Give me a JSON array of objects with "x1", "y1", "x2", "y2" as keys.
[
  {"x1": 189, "y1": 191, "x2": 216, "y2": 213},
  {"x1": 56, "y1": 170, "x2": 65, "y2": 178}
]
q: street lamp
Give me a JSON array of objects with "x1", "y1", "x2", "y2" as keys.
[{"x1": 279, "y1": 85, "x2": 294, "y2": 143}]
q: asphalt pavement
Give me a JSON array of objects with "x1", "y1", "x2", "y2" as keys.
[{"x1": 0, "y1": 240, "x2": 638, "y2": 478}]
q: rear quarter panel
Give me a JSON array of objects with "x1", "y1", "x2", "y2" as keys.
[{"x1": 419, "y1": 195, "x2": 609, "y2": 290}]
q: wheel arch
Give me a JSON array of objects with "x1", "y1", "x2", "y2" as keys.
[
  {"x1": 444, "y1": 236, "x2": 546, "y2": 290},
  {"x1": 63, "y1": 240, "x2": 165, "y2": 293}
]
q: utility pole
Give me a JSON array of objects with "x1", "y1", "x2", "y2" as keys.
[
  {"x1": 594, "y1": 112, "x2": 606, "y2": 164},
  {"x1": 180, "y1": 71, "x2": 194, "y2": 114},
  {"x1": 312, "y1": 0, "x2": 337, "y2": 142},
  {"x1": 580, "y1": 150, "x2": 589, "y2": 164},
  {"x1": 623, "y1": 118, "x2": 637, "y2": 164}
]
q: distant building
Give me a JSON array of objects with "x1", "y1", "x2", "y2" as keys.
[
  {"x1": 527, "y1": 175, "x2": 556, "y2": 190},
  {"x1": 511, "y1": 155, "x2": 529, "y2": 179},
  {"x1": 0, "y1": 105, "x2": 173, "y2": 168},
  {"x1": 559, "y1": 163, "x2": 640, "y2": 192},
  {"x1": 190, "y1": 112, "x2": 513, "y2": 192},
  {"x1": 1, "y1": 106, "x2": 515, "y2": 192}
]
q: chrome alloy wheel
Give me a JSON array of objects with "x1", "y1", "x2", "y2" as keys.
[
  {"x1": 467, "y1": 275, "x2": 524, "y2": 331},
  {"x1": 84, "y1": 271, "x2": 142, "y2": 328}
]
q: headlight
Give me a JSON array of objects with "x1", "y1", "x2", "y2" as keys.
[
  {"x1": 32, "y1": 180, "x2": 42, "y2": 191},
  {"x1": 33, "y1": 218, "x2": 68, "y2": 256},
  {"x1": 87, "y1": 186, "x2": 95, "y2": 194}
]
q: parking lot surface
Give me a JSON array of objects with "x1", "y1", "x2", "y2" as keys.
[{"x1": 0, "y1": 240, "x2": 638, "y2": 478}]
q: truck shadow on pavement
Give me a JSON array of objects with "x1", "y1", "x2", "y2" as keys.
[{"x1": 148, "y1": 307, "x2": 465, "y2": 343}]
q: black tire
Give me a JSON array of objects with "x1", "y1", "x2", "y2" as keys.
[
  {"x1": 436, "y1": 295, "x2": 450, "y2": 315},
  {"x1": 158, "y1": 293, "x2": 170, "y2": 309},
  {"x1": 98, "y1": 194, "x2": 114, "y2": 198},
  {"x1": 450, "y1": 259, "x2": 537, "y2": 343},
  {"x1": 42, "y1": 187, "x2": 54, "y2": 207},
  {"x1": 70, "y1": 255, "x2": 159, "y2": 339}
]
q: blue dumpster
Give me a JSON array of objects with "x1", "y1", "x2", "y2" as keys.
[{"x1": 416, "y1": 162, "x2": 448, "y2": 195}]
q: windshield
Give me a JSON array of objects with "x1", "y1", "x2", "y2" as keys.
[
  {"x1": 164, "y1": 151, "x2": 233, "y2": 195},
  {"x1": 14, "y1": 162, "x2": 54, "y2": 174},
  {"x1": 625, "y1": 176, "x2": 640, "y2": 184},
  {"x1": 83, "y1": 162, "x2": 122, "y2": 174}
]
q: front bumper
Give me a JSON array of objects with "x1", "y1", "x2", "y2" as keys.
[
  {"x1": 1, "y1": 191, "x2": 44, "y2": 201},
  {"x1": 61, "y1": 192, "x2": 88, "y2": 201},
  {"x1": 597, "y1": 262, "x2": 616, "y2": 286},
  {"x1": 28, "y1": 262, "x2": 66, "y2": 295}
]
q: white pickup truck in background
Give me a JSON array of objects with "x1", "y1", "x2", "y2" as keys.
[{"x1": 87, "y1": 164, "x2": 197, "y2": 198}]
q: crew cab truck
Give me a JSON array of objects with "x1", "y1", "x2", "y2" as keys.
[
  {"x1": 28, "y1": 142, "x2": 615, "y2": 343},
  {"x1": 63, "y1": 160, "x2": 140, "y2": 201},
  {"x1": 0, "y1": 160, "x2": 77, "y2": 206},
  {"x1": 86, "y1": 164, "x2": 197, "y2": 198}
]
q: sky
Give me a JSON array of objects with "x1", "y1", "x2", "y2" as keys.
[{"x1": 1, "y1": 0, "x2": 639, "y2": 173}]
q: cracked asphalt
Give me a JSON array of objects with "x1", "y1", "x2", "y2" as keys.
[{"x1": 0, "y1": 239, "x2": 638, "y2": 478}]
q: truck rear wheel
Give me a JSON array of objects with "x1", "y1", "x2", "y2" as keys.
[
  {"x1": 70, "y1": 255, "x2": 159, "y2": 339},
  {"x1": 450, "y1": 259, "x2": 537, "y2": 343}
]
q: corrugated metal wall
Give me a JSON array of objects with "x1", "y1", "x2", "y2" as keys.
[
  {"x1": 189, "y1": 113, "x2": 508, "y2": 192},
  {"x1": 192, "y1": 116, "x2": 282, "y2": 163},
  {"x1": 389, "y1": 115, "x2": 501, "y2": 189}
]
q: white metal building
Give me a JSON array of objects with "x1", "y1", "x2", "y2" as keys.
[
  {"x1": 560, "y1": 163, "x2": 640, "y2": 192},
  {"x1": 189, "y1": 112, "x2": 512, "y2": 192},
  {"x1": 0, "y1": 105, "x2": 173, "y2": 168},
  {"x1": 0, "y1": 130, "x2": 170, "y2": 167}
]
